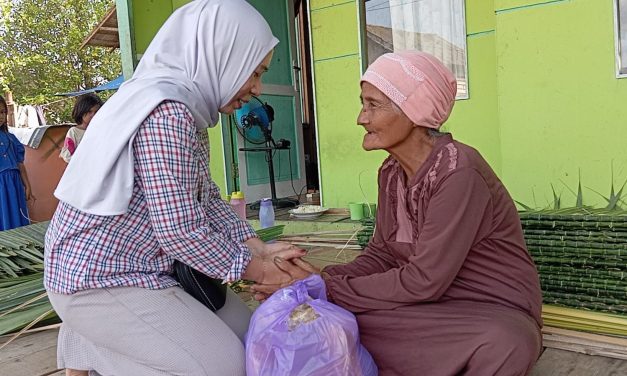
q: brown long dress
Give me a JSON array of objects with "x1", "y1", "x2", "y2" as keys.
[{"x1": 323, "y1": 134, "x2": 543, "y2": 376}]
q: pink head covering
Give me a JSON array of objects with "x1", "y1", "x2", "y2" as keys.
[{"x1": 361, "y1": 51, "x2": 457, "y2": 130}]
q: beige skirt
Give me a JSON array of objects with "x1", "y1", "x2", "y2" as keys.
[{"x1": 48, "y1": 286, "x2": 252, "y2": 376}]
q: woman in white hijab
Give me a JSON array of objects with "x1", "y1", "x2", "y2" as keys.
[{"x1": 44, "y1": 1, "x2": 303, "y2": 375}]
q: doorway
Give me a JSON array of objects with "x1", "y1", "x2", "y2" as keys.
[{"x1": 222, "y1": 0, "x2": 319, "y2": 204}]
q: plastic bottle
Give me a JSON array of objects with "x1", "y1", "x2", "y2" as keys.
[
  {"x1": 230, "y1": 191, "x2": 247, "y2": 220},
  {"x1": 259, "y1": 198, "x2": 275, "y2": 229}
]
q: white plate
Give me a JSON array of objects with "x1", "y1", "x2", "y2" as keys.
[{"x1": 288, "y1": 207, "x2": 328, "y2": 219}]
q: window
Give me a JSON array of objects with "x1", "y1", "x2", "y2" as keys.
[
  {"x1": 615, "y1": 0, "x2": 627, "y2": 77},
  {"x1": 362, "y1": 0, "x2": 469, "y2": 99}
]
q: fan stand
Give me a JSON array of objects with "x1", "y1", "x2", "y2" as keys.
[{"x1": 239, "y1": 127, "x2": 299, "y2": 210}]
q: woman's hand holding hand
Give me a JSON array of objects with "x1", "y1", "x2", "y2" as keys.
[
  {"x1": 274, "y1": 256, "x2": 320, "y2": 279},
  {"x1": 251, "y1": 257, "x2": 320, "y2": 301},
  {"x1": 262, "y1": 241, "x2": 305, "y2": 258},
  {"x1": 244, "y1": 238, "x2": 304, "y2": 260},
  {"x1": 242, "y1": 238, "x2": 307, "y2": 285}
]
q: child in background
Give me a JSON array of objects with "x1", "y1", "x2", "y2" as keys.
[
  {"x1": 60, "y1": 93, "x2": 103, "y2": 163},
  {"x1": 0, "y1": 95, "x2": 33, "y2": 230}
]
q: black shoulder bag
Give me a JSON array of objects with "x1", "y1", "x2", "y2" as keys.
[{"x1": 172, "y1": 261, "x2": 227, "y2": 312}]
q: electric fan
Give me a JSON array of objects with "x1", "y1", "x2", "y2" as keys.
[{"x1": 233, "y1": 96, "x2": 299, "y2": 209}]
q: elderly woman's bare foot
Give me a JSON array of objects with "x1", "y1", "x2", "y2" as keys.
[{"x1": 65, "y1": 369, "x2": 88, "y2": 376}]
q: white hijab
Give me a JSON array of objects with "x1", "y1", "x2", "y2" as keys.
[{"x1": 55, "y1": 0, "x2": 279, "y2": 215}]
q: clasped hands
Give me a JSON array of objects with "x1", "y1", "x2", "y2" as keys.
[{"x1": 242, "y1": 238, "x2": 319, "y2": 301}]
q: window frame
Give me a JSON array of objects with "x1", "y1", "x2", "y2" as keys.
[
  {"x1": 358, "y1": 0, "x2": 470, "y2": 100},
  {"x1": 614, "y1": 0, "x2": 627, "y2": 78}
]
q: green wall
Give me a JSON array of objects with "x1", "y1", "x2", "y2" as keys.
[
  {"x1": 310, "y1": 0, "x2": 385, "y2": 208},
  {"x1": 495, "y1": 0, "x2": 627, "y2": 208},
  {"x1": 132, "y1": 0, "x2": 173, "y2": 53},
  {"x1": 445, "y1": 0, "x2": 501, "y2": 175},
  {"x1": 207, "y1": 126, "x2": 229, "y2": 197}
]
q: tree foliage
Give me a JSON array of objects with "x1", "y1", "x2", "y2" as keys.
[{"x1": 0, "y1": 0, "x2": 120, "y2": 123}]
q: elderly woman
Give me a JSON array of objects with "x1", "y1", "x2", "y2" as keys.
[{"x1": 253, "y1": 51, "x2": 543, "y2": 375}]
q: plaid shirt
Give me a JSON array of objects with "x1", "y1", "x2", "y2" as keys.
[{"x1": 44, "y1": 101, "x2": 256, "y2": 294}]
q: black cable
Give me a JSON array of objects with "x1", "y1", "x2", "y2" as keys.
[
  {"x1": 366, "y1": 0, "x2": 423, "y2": 12},
  {"x1": 276, "y1": 149, "x2": 281, "y2": 183},
  {"x1": 227, "y1": 115, "x2": 239, "y2": 191},
  {"x1": 287, "y1": 147, "x2": 303, "y2": 201},
  {"x1": 297, "y1": 184, "x2": 307, "y2": 203},
  {"x1": 365, "y1": 0, "x2": 388, "y2": 11}
]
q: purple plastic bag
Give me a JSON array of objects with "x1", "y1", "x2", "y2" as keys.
[{"x1": 245, "y1": 274, "x2": 378, "y2": 376}]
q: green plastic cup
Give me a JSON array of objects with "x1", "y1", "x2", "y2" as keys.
[{"x1": 348, "y1": 202, "x2": 365, "y2": 220}]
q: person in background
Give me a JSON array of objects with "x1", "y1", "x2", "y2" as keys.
[
  {"x1": 59, "y1": 93, "x2": 103, "y2": 163},
  {"x1": 44, "y1": 1, "x2": 304, "y2": 375},
  {"x1": 252, "y1": 51, "x2": 543, "y2": 376},
  {"x1": 0, "y1": 95, "x2": 33, "y2": 230}
]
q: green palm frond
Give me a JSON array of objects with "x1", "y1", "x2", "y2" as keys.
[
  {"x1": 551, "y1": 184, "x2": 561, "y2": 210},
  {"x1": 0, "y1": 304, "x2": 55, "y2": 349},
  {"x1": 559, "y1": 169, "x2": 584, "y2": 208},
  {"x1": 0, "y1": 272, "x2": 48, "y2": 336},
  {"x1": 608, "y1": 178, "x2": 627, "y2": 211},
  {"x1": 0, "y1": 222, "x2": 47, "y2": 279},
  {"x1": 584, "y1": 163, "x2": 627, "y2": 211},
  {"x1": 515, "y1": 200, "x2": 535, "y2": 211}
]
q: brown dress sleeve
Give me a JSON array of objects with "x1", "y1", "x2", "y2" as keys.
[{"x1": 325, "y1": 168, "x2": 493, "y2": 313}]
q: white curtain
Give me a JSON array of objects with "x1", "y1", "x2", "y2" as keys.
[{"x1": 365, "y1": 0, "x2": 468, "y2": 98}]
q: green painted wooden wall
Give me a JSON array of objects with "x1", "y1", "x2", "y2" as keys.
[
  {"x1": 494, "y1": 0, "x2": 627, "y2": 208},
  {"x1": 445, "y1": 0, "x2": 500, "y2": 176},
  {"x1": 309, "y1": 0, "x2": 383, "y2": 208},
  {"x1": 122, "y1": 0, "x2": 627, "y2": 209}
]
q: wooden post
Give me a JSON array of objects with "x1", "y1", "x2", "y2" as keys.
[
  {"x1": 4, "y1": 90, "x2": 16, "y2": 127},
  {"x1": 115, "y1": 0, "x2": 138, "y2": 79}
]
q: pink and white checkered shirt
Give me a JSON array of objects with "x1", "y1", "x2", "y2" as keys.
[{"x1": 44, "y1": 101, "x2": 256, "y2": 294}]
